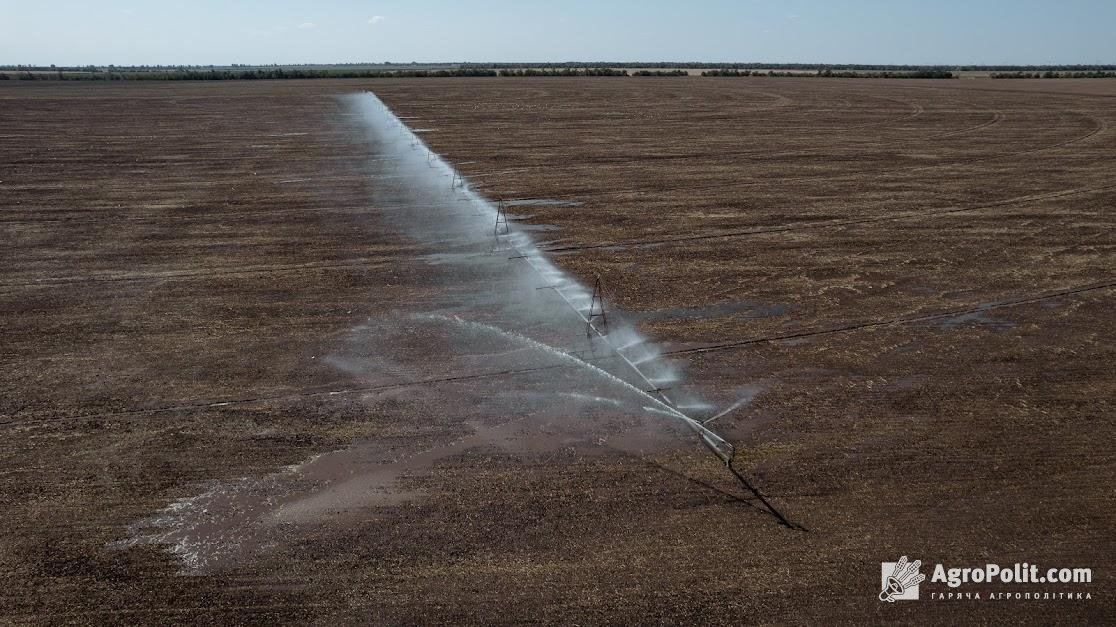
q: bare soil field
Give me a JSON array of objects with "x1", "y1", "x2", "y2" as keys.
[{"x1": 1, "y1": 77, "x2": 1113, "y2": 623}]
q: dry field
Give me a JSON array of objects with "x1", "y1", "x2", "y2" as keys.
[{"x1": 1, "y1": 77, "x2": 1113, "y2": 623}]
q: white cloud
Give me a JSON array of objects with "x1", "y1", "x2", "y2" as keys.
[
  {"x1": 298, "y1": 22, "x2": 316, "y2": 30},
  {"x1": 369, "y1": 15, "x2": 386, "y2": 25}
]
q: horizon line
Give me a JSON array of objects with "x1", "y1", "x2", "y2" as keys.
[{"x1": 4, "y1": 61, "x2": 1115, "y2": 68}]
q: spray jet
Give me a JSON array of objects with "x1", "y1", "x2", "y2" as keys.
[
  {"x1": 358, "y1": 90, "x2": 797, "y2": 530},
  {"x1": 575, "y1": 283, "x2": 796, "y2": 530}
]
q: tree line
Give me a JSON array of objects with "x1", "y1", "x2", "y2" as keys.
[
  {"x1": 6, "y1": 65, "x2": 1116, "y2": 82},
  {"x1": 463, "y1": 62, "x2": 1116, "y2": 71},
  {"x1": 991, "y1": 70, "x2": 1116, "y2": 79},
  {"x1": 702, "y1": 69, "x2": 957, "y2": 78},
  {"x1": 0, "y1": 68, "x2": 501, "y2": 81},
  {"x1": 496, "y1": 68, "x2": 628, "y2": 77}
]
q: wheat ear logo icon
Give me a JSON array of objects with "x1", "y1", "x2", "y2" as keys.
[{"x1": 879, "y1": 556, "x2": 925, "y2": 602}]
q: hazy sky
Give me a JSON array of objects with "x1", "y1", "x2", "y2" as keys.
[{"x1": 2, "y1": 0, "x2": 1114, "y2": 66}]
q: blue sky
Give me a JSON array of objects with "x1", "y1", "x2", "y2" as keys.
[{"x1": 2, "y1": 1, "x2": 1114, "y2": 66}]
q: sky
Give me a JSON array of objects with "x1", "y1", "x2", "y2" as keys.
[{"x1": 2, "y1": 0, "x2": 1114, "y2": 66}]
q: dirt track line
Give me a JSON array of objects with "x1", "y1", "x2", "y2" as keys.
[
  {"x1": 633, "y1": 110, "x2": 1102, "y2": 194},
  {"x1": 0, "y1": 199, "x2": 469, "y2": 225},
  {"x1": 661, "y1": 280, "x2": 1116, "y2": 357},
  {"x1": 3, "y1": 280, "x2": 1112, "y2": 429},
  {"x1": 0, "y1": 363, "x2": 571, "y2": 427},
  {"x1": 847, "y1": 95, "x2": 924, "y2": 129},
  {"x1": 543, "y1": 182, "x2": 1116, "y2": 254},
  {"x1": 381, "y1": 93, "x2": 1059, "y2": 177},
  {"x1": 0, "y1": 257, "x2": 394, "y2": 288},
  {"x1": 930, "y1": 110, "x2": 1005, "y2": 138},
  {"x1": 461, "y1": 109, "x2": 1107, "y2": 199},
  {"x1": 21, "y1": 604, "x2": 334, "y2": 618},
  {"x1": 846, "y1": 77, "x2": 1116, "y2": 102}
]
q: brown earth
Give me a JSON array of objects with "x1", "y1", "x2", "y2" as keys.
[{"x1": 1, "y1": 77, "x2": 1113, "y2": 623}]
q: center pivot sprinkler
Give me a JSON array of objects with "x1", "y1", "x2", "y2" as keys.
[{"x1": 367, "y1": 91, "x2": 797, "y2": 530}]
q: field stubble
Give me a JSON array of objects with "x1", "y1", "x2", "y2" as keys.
[{"x1": 0, "y1": 77, "x2": 1113, "y2": 622}]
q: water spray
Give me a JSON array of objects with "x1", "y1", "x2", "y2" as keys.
[{"x1": 358, "y1": 91, "x2": 796, "y2": 529}]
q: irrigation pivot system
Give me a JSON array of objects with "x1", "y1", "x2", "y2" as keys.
[{"x1": 359, "y1": 91, "x2": 796, "y2": 529}]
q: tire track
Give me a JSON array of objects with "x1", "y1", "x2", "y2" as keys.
[
  {"x1": 542, "y1": 182, "x2": 1116, "y2": 254},
  {"x1": 661, "y1": 280, "x2": 1116, "y2": 357},
  {"x1": 556, "y1": 108, "x2": 1105, "y2": 198},
  {"x1": 453, "y1": 104, "x2": 1106, "y2": 202},
  {"x1": 0, "y1": 257, "x2": 394, "y2": 288},
  {"x1": 4, "y1": 279, "x2": 1112, "y2": 429},
  {"x1": 845, "y1": 93, "x2": 925, "y2": 129},
  {"x1": 929, "y1": 110, "x2": 1006, "y2": 139},
  {"x1": 0, "y1": 362, "x2": 571, "y2": 428}
]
